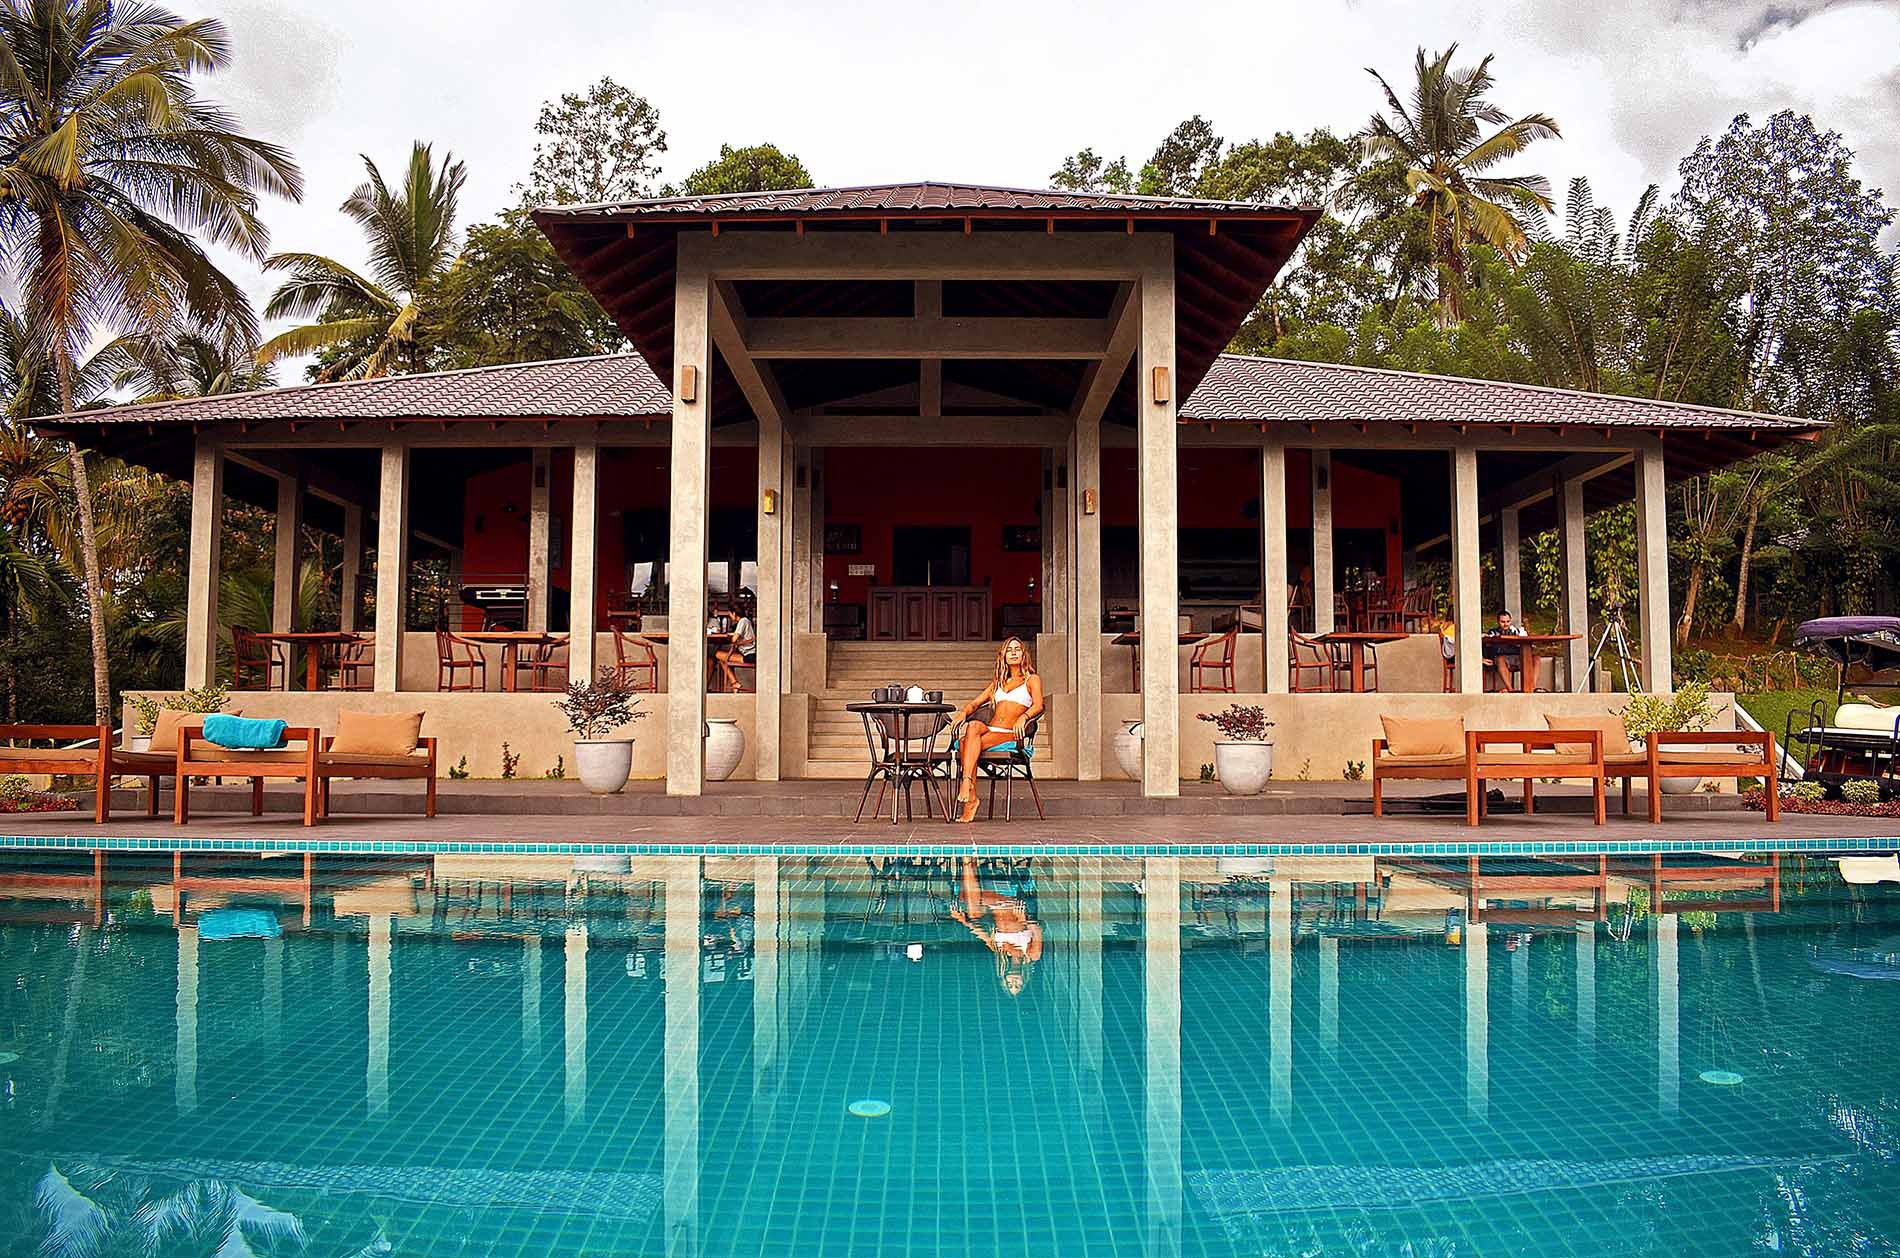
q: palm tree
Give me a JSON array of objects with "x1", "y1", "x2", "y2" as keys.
[
  {"x1": 1356, "y1": 45, "x2": 1561, "y2": 323},
  {"x1": 111, "y1": 325, "x2": 273, "y2": 401},
  {"x1": 259, "y1": 141, "x2": 467, "y2": 380},
  {"x1": 0, "y1": 0, "x2": 303, "y2": 724}
]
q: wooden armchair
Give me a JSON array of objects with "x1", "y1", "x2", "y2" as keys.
[
  {"x1": 232, "y1": 627, "x2": 285, "y2": 690},
  {"x1": 435, "y1": 630, "x2": 486, "y2": 692},
  {"x1": 515, "y1": 636, "x2": 570, "y2": 692},
  {"x1": 1189, "y1": 626, "x2": 1239, "y2": 693},
  {"x1": 612, "y1": 626, "x2": 660, "y2": 692},
  {"x1": 1289, "y1": 631, "x2": 1337, "y2": 693}
]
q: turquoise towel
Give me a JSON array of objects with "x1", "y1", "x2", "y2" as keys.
[
  {"x1": 202, "y1": 713, "x2": 287, "y2": 750},
  {"x1": 198, "y1": 907, "x2": 281, "y2": 940}
]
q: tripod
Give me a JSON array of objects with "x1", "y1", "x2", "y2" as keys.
[{"x1": 1580, "y1": 602, "x2": 1640, "y2": 693}]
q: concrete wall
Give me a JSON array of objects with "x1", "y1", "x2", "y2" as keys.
[{"x1": 1091, "y1": 632, "x2": 1556, "y2": 694}]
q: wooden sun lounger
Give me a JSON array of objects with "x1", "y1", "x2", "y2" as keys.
[
  {"x1": 1603, "y1": 731, "x2": 1780, "y2": 823},
  {"x1": 1372, "y1": 729, "x2": 1607, "y2": 827},
  {"x1": 316, "y1": 736, "x2": 439, "y2": 818},
  {"x1": 174, "y1": 725, "x2": 321, "y2": 827},
  {"x1": 0, "y1": 724, "x2": 112, "y2": 821}
]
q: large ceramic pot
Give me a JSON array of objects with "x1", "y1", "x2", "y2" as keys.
[
  {"x1": 1113, "y1": 721, "x2": 1144, "y2": 780},
  {"x1": 705, "y1": 719, "x2": 745, "y2": 782},
  {"x1": 1634, "y1": 739, "x2": 1702, "y2": 794},
  {"x1": 1214, "y1": 741, "x2": 1274, "y2": 796},
  {"x1": 573, "y1": 739, "x2": 634, "y2": 794},
  {"x1": 126, "y1": 734, "x2": 152, "y2": 753}
]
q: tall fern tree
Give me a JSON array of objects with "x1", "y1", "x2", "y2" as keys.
[
  {"x1": 0, "y1": 0, "x2": 301, "y2": 723},
  {"x1": 258, "y1": 142, "x2": 466, "y2": 380}
]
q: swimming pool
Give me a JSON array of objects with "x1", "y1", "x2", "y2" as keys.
[{"x1": 1, "y1": 847, "x2": 1896, "y2": 1255}]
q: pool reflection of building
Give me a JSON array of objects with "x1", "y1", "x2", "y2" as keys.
[{"x1": 0, "y1": 848, "x2": 1810, "y2": 1254}]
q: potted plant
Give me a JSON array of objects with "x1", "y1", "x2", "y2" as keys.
[
  {"x1": 554, "y1": 668, "x2": 647, "y2": 794},
  {"x1": 126, "y1": 685, "x2": 228, "y2": 751},
  {"x1": 1619, "y1": 681, "x2": 1714, "y2": 794},
  {"x1": 126, "y1": 695, "x2": 161, "y2": 751},
  {"x1": 1197, "y1": 703, "x2": 1276, "y2": 796}
]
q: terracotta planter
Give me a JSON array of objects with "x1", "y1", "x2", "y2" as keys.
[
  {"x1": 705, "y1": 719, "x2": 745, "y2": 782},
  {"x1": 573, "y1": 739, "x2": 633, "y2": 794},
  {"x1": 1214, "y1": 741, "x2": 1274, "y2": 795}
]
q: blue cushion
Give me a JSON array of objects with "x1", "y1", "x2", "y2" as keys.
[
  {"x1": 202, "y1": 713, "x2": 287, "y2": 750},
  {"x1": 198, "y1": 907, "x2": 281, "y2": 941},
  {"x1": 950, "y1": 736, "x2": 1034, "y2": 761}
]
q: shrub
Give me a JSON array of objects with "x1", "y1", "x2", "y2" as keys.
[
  {"x1": 1842, "y1": 778, "x2": 1883, "y2": 806},
  {"x1": 128, "y1": 684, "x2": 229, "y2": 735},
  {"x1": 1619, "y1": 681, "x2": 1714, "y2": 742},
  {"x1": 1196, "y1": 704, "x2": 1274, "y2": 742},
  {"x1": 1342, "y1": 759, "x2": 1365, "y2": 781},
  {"x1": 1785, "y1": 781, "x2": 1825, "y2": 804},
  {"x1": 500, "y1": 743, "x2": 519, "y2": 780},
  {"x1": 447, "y1": 755, "x2": 469, "y2": 780},
  {"x1": 0, "y1": 775, "x2": 31, "y2": 803}
]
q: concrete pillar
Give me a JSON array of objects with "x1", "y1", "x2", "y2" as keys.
[
  {"x1": 522, "y1": 935, "x2": 542, "y2": 1061},
  {"x1": 1136, "y1": 262, "x2": 1179, "y2": 797},
  {"x1": 1311, "y1": 450, "x2": 1335, "y2": 634},
  {"x1": 1560, "y1": 478, "x2": 1589, "y2": 691},
  {"x1": 1575, "y1": 920, "x2": 1595, "y2": 1064},
  {"x1": 1653, "y1": 912, "x2": 1679, "y2": 1117},
  {"x1": 808, "y1": 450, "x2": 826, "y2": 632},
  {"x1": 1318, "y1": 935, "x2": 1339, "y2": 1060},
  {"x1": 1268, "y1": 877, "x2": 1292, "y2": 1124},
  {"x1": 1500, "y1": 505, "x2": 1523, "y2": 623},
  {"x1": 1074, "y1": 417, "x2": 1104, "y2": 781},
  {"x1": 272, "y1": 472, "x2": 303, "y2": 632},
  {"x1": 340, "y1": 504, "x2": 363, "y2": 633},
  {"x1": 668, "y1": 257, "x2": 712, "y2": 796},
  {"x1": 752, "y1": 857, "x2": 782, "y2": 1104},
  {"x1": 1261, "y1": 441, "x2": 1290, "y2": 693},
  {"x1": 1635, "y1": 445, "x2": 1673, "y2": 692},
  {"x1": 1449, "y1": 446, "x2": 1483, "y2": 693},
  {"x1": 184, "y1": 439, "x2": 223, "y2": 689},
  {"x1": 527, "y1": 447, "x2": 552, "y2": 632},
  {"x1": 175, "y1": 924, "x2": 198, "y2": 1113},
  {"x1": 373, "y1": 445, "x2": 410, "y2": 693},
  {"x1": 755, "y1": 415, "x2": 785, "y2": 780},
  {"x1": 1464, "y1": 920, "x2": 1488, "y2": 1121},
  {"x1": 664, "y1": 860, "x2": 701, "y2": 1258},
  {"x1": 1143, "y1": 857, "x2": 1181, "y2": 1258},
  {"x1": 368, "y1": 913, "x2": 390, "y2": 1119},
  {"x1": 570, "y1": 444, "x2": 600, "y2": 680},
  {"x1": 564, "y1": 919, "x2": 587, "y2": 1124},
  {"x1": 790, "y1": 448, "x2": 812, "y2": 637},
  {"x1": 1050, "y1": 447, "x2": 1072, "y2": 639}
]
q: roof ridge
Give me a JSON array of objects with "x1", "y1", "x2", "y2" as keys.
[
  {"x1": 539, "y1": 180, "x2": 1318, "y2": 216},
  {"x1": 1212, "y1": 353, "x2": 1822, "y2": 428}
]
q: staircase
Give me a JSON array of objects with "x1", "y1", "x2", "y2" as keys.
[{"x1": 806, "y1": 642, "x2": 1033, "y2": 778}]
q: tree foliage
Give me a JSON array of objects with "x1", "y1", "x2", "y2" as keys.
[
  {"x1": 518, "y1": 76, "x2": 666, "y2": 207},
  {"x1": 676, "y1": 142, "x2": 813, "y2": 196}
]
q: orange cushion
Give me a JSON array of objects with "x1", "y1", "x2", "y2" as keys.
[
  {"x1": 148, "y1": 709, "x2": 196, "y2": 753},
  {"x1": 332, "y1": 710, "x2": 423, "y2": 756},
  {"x1": 1544, "y1": 713, "x2": 1631, "y2": 757},
  {"x1": 1380, "y1": 715, "x2": 1465, "y2": 758}
]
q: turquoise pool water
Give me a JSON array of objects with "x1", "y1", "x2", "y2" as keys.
[{"x1": 1, "y1": 848, "x2": 1897, "y2": 1256}]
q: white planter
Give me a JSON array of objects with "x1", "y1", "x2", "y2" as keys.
[
  {"x1": 126, "y1": 734, "x2": 152, "y2": 752},
  {"x1": 1113, "y1": 721, "x2": 1144, "y2": 780},
  {"x1": 573, "y1": 739, "x2": 634, "y2": 794},
  {"x1": 1660, "y1": 776, "x2": 1702, "y2": 795},
  {"x1": 704, "y1": 719, "x2": 745, "y2": 782},
  {"x1": 1214, "y1": 741, "x2": 1274, "y2": 795}
]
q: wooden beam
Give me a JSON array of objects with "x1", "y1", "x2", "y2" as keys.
[
  {"x1": 743, "y1": 316, "x2": 1110, "y2": 360},
  {"x1": 1068, "y1": 282, "x2": 1139, "y2": 426},
  {"x1": 681, "y1": 229, "x2": 1167, "y2": 280},
  {"x1": 709, "y1": 280, "x2": 792, "y2": 427}
]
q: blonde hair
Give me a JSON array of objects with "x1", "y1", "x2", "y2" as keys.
[{"x1": 994, "y1": 637, "x2": 1037, "y2": 687}]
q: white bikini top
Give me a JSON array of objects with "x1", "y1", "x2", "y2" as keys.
[{"x1": 995, "y1": 680, "x2": 1031, "y2": 707}]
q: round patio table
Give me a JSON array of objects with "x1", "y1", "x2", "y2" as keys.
[
  {"x1": 254, "y1": 631, "x2": 370, "y2": 691},
  {"x1": 1311, "y1": 630, "x2": 1407, "y2": 693},
  {"x1": 845, "y1": 701, "x2": 955, "y2": 825}
]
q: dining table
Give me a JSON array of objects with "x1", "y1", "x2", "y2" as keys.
[
  {"x1": 1310, "y1": 630, "x2": 1407, "y2": 693},
  {"x1": 624, "y1": 630, "x2": 735, "y2": 687},
  {"x1": 844, "y1": 701, "x2": 956, "y2": 825},
  {"x1": 457, "y1": 630, "x2": 566, "y2": 693},
  {"x1": 1482, "y1": 632, "x2": 1583, "y2": 693},
  {"x1": 1109, "y1": 630, "x2": 1209, "y2": 690},
  {"x1": 254, "y1": 631, "x2": 370, "y2": 692}
]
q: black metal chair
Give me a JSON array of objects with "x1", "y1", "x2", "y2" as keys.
[{"x1": 974, "y1": 713, "x2": 1046, "y2": 822}]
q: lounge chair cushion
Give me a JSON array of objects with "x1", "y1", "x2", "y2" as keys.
[
  {"x1": 0, "y1": 746, "x2": 95, "y2": 763},
  {"x1": 1837, "y1": 703, "x2": 1899, "y2": 732},
  {"x1": 1380, "y1": 715, "x2": 1465, "y2": 758},
  {"x1": 149, "y1": 708, "x2": 196, "y2": 753},
  {"x1": 1376, "y1": 751, "x2": 1466, "y2": 767},
  {"x1": 318, "y1": 751, "x2": 431, "y2": 771},
  {"x1": 1544, "y1": 713, "x2": 1632, "y2": 757},
  {"x1": 332, "y1": 710, "x2": 424, "y2": 756}
]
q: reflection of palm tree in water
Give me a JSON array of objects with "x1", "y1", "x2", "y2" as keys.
[{"x1": 948, "y1": 858, "x2": 1043, "y2": 995}]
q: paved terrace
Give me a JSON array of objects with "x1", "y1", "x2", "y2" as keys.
[{"x1": 0, "y1": 780, "x2": 1889, "y2": 847}]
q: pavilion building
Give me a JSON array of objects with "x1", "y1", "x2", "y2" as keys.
[{"x1": 41, "y1": 183, "x2": 1822, "y2": 796}]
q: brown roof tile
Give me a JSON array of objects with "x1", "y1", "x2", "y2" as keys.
[{"x1": 542, "y1": 181, "x2": 1312, "y2": 219}]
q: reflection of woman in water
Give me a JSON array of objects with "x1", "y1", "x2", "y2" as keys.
[{"x1": 949, "y1": 858, "x2": 1043, "y2": 995}]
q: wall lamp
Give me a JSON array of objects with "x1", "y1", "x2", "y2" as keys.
[
  {"x1": 762, "y1": 488, "x2": 779, "y2": 515},
  {"x1": 679, "y1": 364, "x2": 699, "y2": 403},
  {"x1": 1151, "y1": 366, "x2": 1170, "y2": 404},
  {"x1": 1083, "y1": 488, "x2": 1098, "y2": 515}
]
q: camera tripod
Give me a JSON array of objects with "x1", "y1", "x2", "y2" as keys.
[{"x1": 1579, "y1": 601, "x2": 1641, "y2": 693}]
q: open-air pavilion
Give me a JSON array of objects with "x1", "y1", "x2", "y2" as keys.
[{"x1": 39, "y1": 182, "x2": 1824, "y2": 799}]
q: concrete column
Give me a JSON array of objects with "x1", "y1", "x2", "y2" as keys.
[
  {"x1": 755, "y1": 415, "x2": 785, "y2": 780},
  {"x1": 1136, "y1": 262, "x2": 1179, "y2": 797},
  {"x1": 373, "y1": 445, "x2": 410, "y2": 693},
  {"x1": 790, "y1": 448, "x2": 812, "y2": 637},
  {"x1": 1575, "y1": 920, "x2": 1595, "y2": 1065},
  {"x1": 1318, "y1": 935, "x2": 1340, "y2": 1060},
  {"x1": 1500, "y1": 505, "x2": 1523, "y2": 623},
  {"x1": 1143, "y1": 857, "x2": 1181, "y2": 1258},
  {"x1": 1311, "y1": 450, "x2": 1335, "y2": 634},
  {"x1": 1268, "y1": 877, "x2": 1292, "y2": 1124},
  {"x1": 808, "y1": 450, "x2": 826, "y2": 631},
  {"x1": 1560, "y1": 478, "x2": 1589, "y2": 691},
  {"x1": 1074, "y1": 416, "x2": 1104, "y2": 781},
  {"x1": 664, "y1": 860, "x2": 701, "y2": 1258},
  {"x1": 1464, "y1": 920, "x2": 1488, "y2": 1121},
  {"x1": 668, "y1": 257, "x2": 713, "y2": 796},
  {"x1": 272, "y1": 472, "x2": 303, "y2": 632},
  {"x1": 564, "y1": 920, "x2": 587, "y2": 1124},
  {"x1": 527, "y1": 447, "x2": 552, "y2": 632},
  {"x1": 184, "y1": 439, "x2": 223, "y2": 689},
  {"x1": 522, "y1": 935, "x2": 542, "y2": 1061},
  {"x1": 570, "y1": 444, "x2": 600, "y2": 680},
  {"x1": 1261, "y1": 441, "x2": 1290, "y2": 693},
  {"x1": 1635, "y1": 445, "x2": 1673, "y2": 692},
  {"x1": 1449, "y1": 446, "x2": 1483, "y2": 693},
  {"x1": 368, "y1": 914, "x2": 390, "y2": 1119},
  {"x1": 175, "y1": 924, "x2": 198, "y2": 1113},
  {"x1": 752, "y1": 857, "x2": 782, "y2": 1107},
  {"x1": 1653, "y1": 912, "x2": 1679, "y2": 1118},
  {"x1": 1050, "y1": 447, "x2": 1071, "y2": 638},
  {"x1": 340, "y1": 504, "x2": 363, "y2": 633}
]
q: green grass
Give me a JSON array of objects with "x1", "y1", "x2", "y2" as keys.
[{"x1": 1736, "y1": 688, "x2": 1835, "y2": 741}]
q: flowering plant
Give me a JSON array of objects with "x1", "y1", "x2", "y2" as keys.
[
  {"x1": 555, "y1": 668, "x2": 648, "y2": 740},
  {"x1": 1197, "y1": 704, "x2": 1274, "y2": 742}
]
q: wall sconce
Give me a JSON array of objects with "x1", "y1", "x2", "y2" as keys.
[
  {"x1": 762, "y1": 488, "x2": 779, "y2": 515},
  {"x1": 1151, "y1": 366, "x2": 1170, "y2": 404},
  {"x1": 679, "y1": 364, "x2": 699, "y2": 403},
  {"x1": 1083, "y1": 488, "x2": 1098, "y2": 515}
]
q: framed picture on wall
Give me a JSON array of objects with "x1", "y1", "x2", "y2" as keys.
[
  {"x1": 823, "y1": 523, "x2": 862, "y2": 555},
  {"x1": 1001, "y1": 525, "x2": 1041, "y2": 553}
]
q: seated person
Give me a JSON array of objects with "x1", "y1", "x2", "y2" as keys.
[
  {"x1": 947, "y1": 637, "x2": 1043, "y2": 823},
  {"x1": 713, "y1": 603, "x2": 756, "y2": 692},
  {"x1": 1483, "y1": 610, "x2": 1530, "y2": 689},
  {"x1": 948, "y1": 856, "x2": 1043, "y2": 995}
]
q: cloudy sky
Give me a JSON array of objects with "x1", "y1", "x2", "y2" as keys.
[{"x1": 192, "y1": 0, "x2": 1900, "y2": 356}]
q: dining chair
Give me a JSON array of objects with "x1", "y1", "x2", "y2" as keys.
[
  {"x1": 323, "y1": 637, "x2": 372, "y2": 691},
  {"x1": 1364, "y1": 578, "x2": 1404, "y2": 633},
  {"x1": 435, "y1": 630, "x2": 486, "y2": 692},
  {"x1": 515, "y1": 636, "x2": 570, "y2": 693},
  {"x1": 1288, "y1": 631, "x2": 1338, "y2": 693},
  {"x1": 232, "y1": 627, "x2": 286, "y2": 690},
  {"x1": 1330, "y1": 639, "x2": 1380, "y2": 693},
  {"x1": 612, "y1": 625, "x2": 660, "y2": 692},
  {"x1": 1189, "y1": 626, "x2": 1239, "y2": 693}
]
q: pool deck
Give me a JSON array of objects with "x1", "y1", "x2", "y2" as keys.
[{"x1": 0, "y1": 779, "x2": 1889, "y2": 848}]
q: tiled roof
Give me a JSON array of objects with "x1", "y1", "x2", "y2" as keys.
[
  {"x1": 1180, "y1": 355, "x2": 1824, "y2": 432},
  {"x1": 541, "y1": 181, "x2": 1312, "y2": 219},
  {"x1": 43, "y1": 351, "x2": 1823, "y2": 436},
  {"x1": 45, "y1": 354, "x2": 670, "y2": 427}
]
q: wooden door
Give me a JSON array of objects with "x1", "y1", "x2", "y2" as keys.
[
  {"x1": 868, "y1": 592, "x2": 898, "y2": 641},
  {"x1": 929, "y1": 592, "x2": 960, "y2": 641},
  {"x1": 959, "y1": 592, "x2": 991, "y2": 642},
  {"x1": 899, "y1": 592, "x2": 929, "y2": 641}
]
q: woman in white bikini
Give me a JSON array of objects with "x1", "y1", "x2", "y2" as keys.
[
  {"x1": 948, "y1": 856, "x2": 1043, "y2": 995},
  {"x1": 948, "y1": 637, "x2": 1043, "y2": 824}
]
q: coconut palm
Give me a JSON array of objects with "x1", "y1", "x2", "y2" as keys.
[
  {"x1": 259, "y1": 141, "x2": 467, "y2": 380},
  {"x1": 1356, "y1": 45, "x2": 1561, "y2": 323},
  {"x1": 111, "y1": 325, "x2": 273, "y2": 401},
  {"x1": 0, "y1": 0, "x2": 303, "y2": 724}
]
